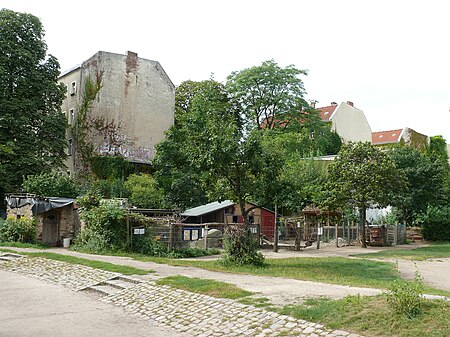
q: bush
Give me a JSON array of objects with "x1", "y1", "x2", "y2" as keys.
[
  {"x1": 22, "y1": 172, "x2": 79, "y2": 197},
  {"x1": 0, "y1": 216, "x2": 36, "y2": 243},
  {"x1": 385, "y1": 271, "x2": 424, "y2": 318},
  {"x1": 220, "y1": 224, "x2": 264, "y2": 266},
  {"x1": 124, "y1": 173, "x2": 163, "y2": 208},
  {"x1": 76, "y1": 201, "x2": 126, "y2": 251},
  {"x1": 416, "y1": 206, "x2": 450, "y2": 241}
]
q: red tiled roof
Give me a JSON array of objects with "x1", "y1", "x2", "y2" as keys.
[
  {"x1": 317, "y1": 105, "x2": 338, "y2": 121},
  {"x1": 372, "y1": 129, "x2": 403, "y2": 145}
]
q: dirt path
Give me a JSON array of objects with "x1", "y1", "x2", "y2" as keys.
[
  {"x1": 2, "y1": 246, "x2": 381, "y2": 305},
  {"x1": 3, "y1": 243, "x2": 448, "y2": 305}
]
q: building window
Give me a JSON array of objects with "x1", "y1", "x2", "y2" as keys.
[
  {"x1": 68, "y1": 109, "x2": 74, "y2": 125},
  {"x1": 232, "y1": 215, "x2": 238, "y2": 223},
  {"x1": 68, "y1": 139, "x2": 73, "y2": 156},
  {"x1": 70, "y1": 81, "x2": 76, "y2": 95}
]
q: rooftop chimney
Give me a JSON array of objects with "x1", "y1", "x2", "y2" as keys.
[{"x1": 346, "y1": 101, "x2": 354, "y2": 107}]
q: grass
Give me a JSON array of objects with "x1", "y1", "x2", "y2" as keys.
[
  {"x1": 238, "y1": 297, "x2": 273, "y2": 308},
  {"x1": 161, "y1": 257, "x2": 400, "y2": 288},
  {"x1": 156, "y1": 275, "x2": 252, "y2": 299},
  {"x1": 1, "y1": 250, "x2": 153, "y2": 275},
  {"x1": 0, "y1": 241, "x2": 50, "y2": 249},
  {"x1": 352, "y1": 242, "x2": 450, "y2": 260},
  {"x1": 278, "y1": 295, "x2": 450, "y2": 337},
  {"x1": 155, "y1": 256, "x2": 450, "y2": 296}
]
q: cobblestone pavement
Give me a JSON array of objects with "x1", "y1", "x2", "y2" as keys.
[{"x1": 0, "y1": 253, "x2": 362, "y2": 337}]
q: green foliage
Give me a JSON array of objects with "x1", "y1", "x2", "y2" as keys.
[
  {"x1": 76, "y1": 201, "x2": 126, "y2": 252},
  {"x1": 386, "y1": 271, "x2": 424, "y2": 318},
  {"x1": 90, "y1": 156, "x2": 133, "y2": 180},
  {"x1": 76, "y1": 190, "x2": 102, "y2": 210},
  {"x1": 388, "y1": 146, "x2": 446, "y2": 225},
  {"x1": 72, "y1": 72, "x2": 103, "y2": 175},
  {"x1": 220, "y1": 224, "x2": 264, "y2": 266},
  {"x1": 416, "y1": 205, "x2": 450, "y2": 241},
  {"x1": 226, "y1": 59, "x2": 309, "y2": 130},
  {"x1": 324, "y1": 142, "x2": 407, "y2": 246},
  {"x1": 22, "y1": 172, "x2": 79, "y2": 197},
  {"x1": 279, "y1": 295, "x2": 449, "y2": 337},
  {"x1": 0, "y1": 9, "x2": 66, "y2": 201},
  {"x1": 90, "y1": 178, "x2": 129, "y2": 199},
  {"x1": 124, "y1": 173, "x2": 163, "y2": 208},
  {"x1": 0, "y1": 216, "x2": 36, "y2": 243}
]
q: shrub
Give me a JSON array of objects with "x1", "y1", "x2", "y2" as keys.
[
  {"x1": 385, "y1": 271, "x2": 424, "y2": 318},
  {"x1": 76, "y1": 201, "x2": 126, "y2": 251},
  {"x1": 416, "y1": 205, "x2": 450, "y2": 241},
  {"x1": 124, "y1": 173, "x2": 163, "y2": 208},
  {"x1": 0, "y1": 216, "x2": 36, "y2": 243},
  {"x1": 22, "y1": 172, "x2": 79, "y2": 197},
  {"x1": 220, "y1": 224, "x2": 264, "y2": 266}
]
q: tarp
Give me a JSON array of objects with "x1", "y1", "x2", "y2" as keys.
[{"x1": 5, "y1": 195, "x2": 74, "y2": 215}]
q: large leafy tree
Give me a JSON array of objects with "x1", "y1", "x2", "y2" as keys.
[
  {"x1": 388, "y1": 146, "x2": 446, "y2": 225},
  {"x1": 0, "y1": 10, "x2": 66, "y2": 205},
  {"x1": 226, "y1": 60, "x2": 310, "y2": 130},
  {"x1": 153, "y1": 80, "x2": 220, "y2": 210},
  {"x1": 324, "y1": 142, "x2": 407, "y2": 247}
]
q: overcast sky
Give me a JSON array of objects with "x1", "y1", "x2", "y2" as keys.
[{"x1": 3, "y1": 0, "x2": 450, "y2": 142}]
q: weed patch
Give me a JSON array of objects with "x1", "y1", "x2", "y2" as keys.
[{"x1": 156, "y1": 275, "x2": 252, "y2": 299}]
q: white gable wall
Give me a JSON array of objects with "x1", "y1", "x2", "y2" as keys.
[{"x1": 330, "y1": 102, "x2": 372, "y2": 143}]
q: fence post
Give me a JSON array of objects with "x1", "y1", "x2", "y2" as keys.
[
  {"x1": 394, "y1": 223, "x2": 398, "y2": 245},
  {"x1": 169, "y1": 223, "x2": 174, "y2": 250},
  {"x1": 273, "y1": 204, "x2": 278, "y2": 252},
  {"x1": 335, "y1": 219, "x2": 339, "y2": 247},
  {"x1": 204, "y1": 224, "x2": 209, "y2": 251},
  {"x1": 347, "y1": 220, "x2": 351, "y2": 246}
]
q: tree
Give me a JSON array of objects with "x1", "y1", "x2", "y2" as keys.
[
  {"x1": 124, "y1": 173, "x2": 163, "y2": 209},
  {"x1": 428, "y1": 136, "x2": 450, "y2": 205},
  {"x1": 324, "y1": 142, "x2": 407, "y2": 247},
  {"x1": 153, "y1": 80, "x2": 218, "y2": 210},
  {"x1": 0, "y1": 10, "x2": 66, "y2": 207},
  {"x1": 22, "y1": 172, "x2": 79, "y2": 198},
  {"x1": 226, "y1": 60, "x2": 310, "y2": 130},
  {"x1": 388, "y1": 146, "x2": 445, "y2": 225}
]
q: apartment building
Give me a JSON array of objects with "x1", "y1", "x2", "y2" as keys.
[{"x1": 59, "y1": 51, "x2": 175, "y2": 174}]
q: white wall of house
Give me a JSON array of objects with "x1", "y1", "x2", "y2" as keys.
[{"x1": 330, "y1": 102, "x2": 372, "y2": 143}]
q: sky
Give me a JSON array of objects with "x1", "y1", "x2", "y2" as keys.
[{"x1": 3, "y1": 0, "x2": 450, "y2": 142}]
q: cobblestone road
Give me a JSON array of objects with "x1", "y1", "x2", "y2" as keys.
[{"x1": 0, "y1": 253, "x2": 361, "y2": 337}]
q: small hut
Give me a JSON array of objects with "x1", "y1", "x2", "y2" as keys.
[{"x1": 5, "y1": 194, "x2": 80, "y2": 246}]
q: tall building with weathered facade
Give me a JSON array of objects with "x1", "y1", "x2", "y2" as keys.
[{"x1": 58, "y1": 51, "x2": 175, "y2": 175}]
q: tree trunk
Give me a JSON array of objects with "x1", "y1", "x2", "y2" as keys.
[{"x1": 360, "y1": 205, "x2": 367, "y2": 248}]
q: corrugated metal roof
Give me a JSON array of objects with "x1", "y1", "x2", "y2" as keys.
[{"x1": 181, "y1": 200, "x2": 234, "y2": 217}]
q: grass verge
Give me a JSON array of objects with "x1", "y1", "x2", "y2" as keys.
[
  {"x1": 1, "y1": 250, "x2": 153, "y2": 275},
  {"x1": 352, "y1": 242, "x2": 450, "y2": 260},
  {"x1": 278, "y1": 295, "x2": 450, "y2": 337},
  {"x1": 156, "y1": 275, "x2": 252, "y2": 299},
  {"x1": 159, "y1": 257, "x2": 400, "y2": 288},
  {"x1": 154, "y1": 256, "x2": 450, "y2": 296},
  {"x1": 0, "y1": 241, "x2": 49, "y2": 249}
]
